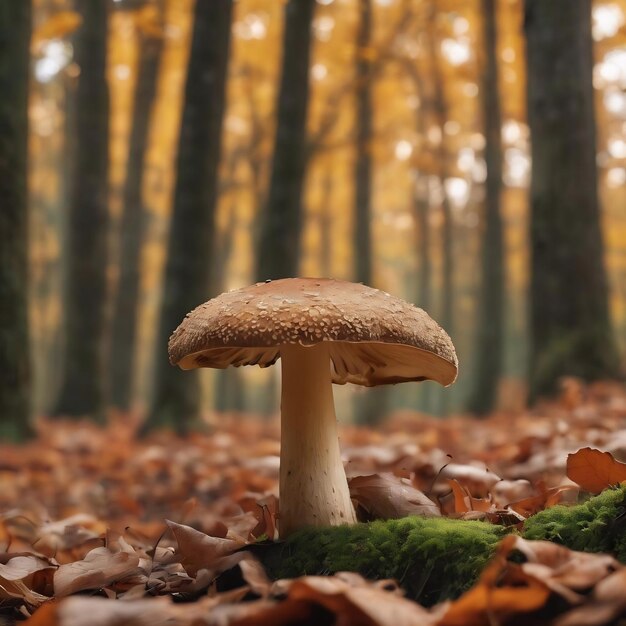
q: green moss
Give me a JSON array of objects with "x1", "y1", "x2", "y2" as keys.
[
  {"x1": 523, "y1": 484, "x2": 626, "y2": 560},
  {"x1": 254, "y1": 516, "x2": 507, "y2": 605},
  {"x1": 249, "y1": 488, "x2": 626, "y2": 605}
]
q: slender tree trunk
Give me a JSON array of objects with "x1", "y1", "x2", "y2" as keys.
[
  {"x1": 401, "y1": 57, "x2": 433, "y2": 413},
  {"x1": 427, "y1": 6, "x2": 453, "y2": 341},
  {"x1": 146, "y1": 0, "x2": 233, "y2": 432},
  {"x1": 319, "y1": 167, "x2": 334, "y2": 277},
  {"x1": 467, "y1": 0, "x2": 504, "y2": 415},
  {"x1": 52, "y1": 1, "x2": 110, "y2": 419},
  {"x1": 213, "y1": 206, "x2": 246, "y2": 414},
  {"x1": 354, "y1": 0, "x2": 373, "y2": 286},
  {"x1": 256, "y1": 0, "x2": 315, "y2": 281},
  {"x1": 415, "y1": 181, "x2": 431, "y2": 312},
  {"x1": 0, "y1": 2, "x2": 32, "y2": 440},
  {"x1": 525, "y1": 0, "x2": 621, "y2": 399},
  {"x1": 109, "y1": 18, "x2": 163, "y2": 411},
  {"x1": 414, "y1": 176, "x2": 434, "y2": 413},
  {"x1": 426, "y1": 2, "x2": 454, "y2": 414},
  {"x1": 352, "y1": 0, "x2": 389, "y2": 425}
]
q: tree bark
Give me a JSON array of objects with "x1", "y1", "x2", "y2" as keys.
[
  {"x1": 467, "y1": 0, "x2": 504, "y2": 415},
  {"x1": 426, "y1": 2, "x2": 454, "y2": 415},
  {"x1": 52, "y1": 0, "x2": 110, "y2": 419},
  {"x1": 146, "y1": 0, "x2": 233, "y2": 432},
  {"x1": 0, "y1": 1, "x2": 32, "y2": 440},
  {"x1": 354, "y1": 0, "x2": 373, "y2": 286},
  {"x1": 256, "y1": 0, "x2": 315, "y2": 281},
  {"x1": 319, "y1": 167, "x2": 334, "y2": 278},
  {"x1": 109, "y1": 14, "x2": 163, "y2": 412},
  {"x1": 525, "y1": 0, "x2": 621, "y2": 399},
  {"x1": 427, "y1": 6, "x2": 453, "y2": 342}
]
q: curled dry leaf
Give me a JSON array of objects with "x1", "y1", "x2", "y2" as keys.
[
  {"x1": 25, "y1": 590, "x2": 250, "y2": 626},
  {"x1": 508, "y1": 484, "x2": 575, "y2": 518},
  {"x1": 349, "y1": 473, "x2": 440, "y2": 520},
  {"x1": 54, "y1": 547, "x2": 144, "y2": 597},
  {"x1": 439, "y1": 535, "x2": 623, "y2": 626},
  {"x1": 231, "y1": 572, "x2": 440, "y2": 626},
  {"x1": 166, "y1": 520, "x2": 243, "y2": 577},
  {"x1": 554, "y1": 569, "x2": 626, "y2": 626},
  {"x1": 511, "y1": 537, "x2": 619, "y2": 596},
  {"x1": 566, "y1": 447, "x2": 626, "y2": 493},
  {"x1": 438, "y1": 538, "x2": 552, "y2": 626}
]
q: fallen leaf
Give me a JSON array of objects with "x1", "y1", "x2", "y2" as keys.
[
  {"x1": 349, "y1": 473, "x2": 440, "y2": 520},
  {"x1": 438, "y1": 537, "x2": 551, "y2": 626},
  {"x1": 54, "y1": 548, "x2": 144, "y2": 597},
  {"x1": 166, "y1": 520, "x2": 243, "y2": 577},
  {"x1": 232, "y1": 572, "x2": 440, "y2": 626},
  {"x1": 566, "y1": 448, "x2": 626, "y2": 493}
]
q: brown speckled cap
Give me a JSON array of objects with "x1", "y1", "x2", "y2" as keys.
[{"x1": 168, "y1": 278, "x2": 458, "y2": 386}]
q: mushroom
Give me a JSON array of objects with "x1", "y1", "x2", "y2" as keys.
[{"x1": 169, "y1": 278, "x2": 458, "y2": 537}]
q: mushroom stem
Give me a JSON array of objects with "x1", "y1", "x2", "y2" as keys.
[{"x1": 279, "y1": 342, "x2": 357, "y2": 537}]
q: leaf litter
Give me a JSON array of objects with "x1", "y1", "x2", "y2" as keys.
[{"x1": 0, "y1": 380, "x2": 625, "y2": 623}]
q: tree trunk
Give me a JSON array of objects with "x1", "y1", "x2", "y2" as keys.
[
  {"x1": 467, "y1": 0, "x2": 504, "y2": 415},
  {"x1": 525, "y1": 0, "x2": 621, "y2": 399},
  {"x1": 354, "y1": 0, "x2": 373, "y2": 286},
  {"x1": 352, "y1": 0, "x2": 389, "y2": 425},
  {"x1": 213, "y1": 205, "x2": 246, "y2": 414},
  {"x1": 319, "y1": 167, "x2": 334, "y2": 278},
  {"x1": 427, "y1": 2, "x2": 454, "y2": 415},
  {"x1": 256, "y1": 0, "x2": 315, "y2": 281},
  {"x1": 427, "y1": 6, "x2": 453, "y2": 342},
  {"x1": 0, "y1": 1, "x2": 31, "y2": 440},
  {"x1": 414, "y1": 176, "x2": 434, "y2": 413},
  {"x1": 146, "y1": 0, "x2": 233, "y2": 432},
  {"x1": 109, "y1": 15, "x2": 163, "y2": 412},
  {"x1": 52, "y1": 0, "x2": 110, "y2": 419}
]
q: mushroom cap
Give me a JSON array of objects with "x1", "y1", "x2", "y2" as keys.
[{"x1": 169, "y1": 278, "x2": 458, "y2": 386}]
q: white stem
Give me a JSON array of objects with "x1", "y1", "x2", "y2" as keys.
[{"x1": 279, "y1": 343, "x2": 357, "y2": 537}]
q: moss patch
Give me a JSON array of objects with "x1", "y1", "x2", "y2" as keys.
[
  {"x1": 247, "y1": 486, "x2": 626, "y2": 606},
  {"x1": 252, "y1": 516, "x2": 507, "y2": 605},
  {"x1": 523, "y1": 484, "x2": 626, "y2": 560},
  {"x1": 249, "y1": 487, "x2": 626, "y2": 605}
]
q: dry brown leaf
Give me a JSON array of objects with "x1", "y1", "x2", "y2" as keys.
[
  {"x1": 512, "y1": 537, "x2": 620, "y2": 597},
  {"x1": 54, "y1": 548, "x2": 144, "y2": 597},
  {"x1": 25, "y1": 592, "x2": 249, "y2": 626},
  {"x1": 232, "y1": 573, "x2": 439, "y2": 626},
  {"x1": 349, "y1": 473, "x2": 440, "y2": 520},
  {"x1": 438, "y1": 537, "x2": 552, "y2": 626},
  {"x1": 166, "y1": 520, "x2": 243, "y2": 577},
  {"x1": 554, "y1": 569, "x2": 626, "y2": 626},
  {"x1": 508, "y1": 485, "x2": 575, "y2": 517},
  {"x1": 0, "y1": 555, "x2": 56, "y2": 582},
  {"x1": 566, "y1": 447, "x2": 626, "y2": 493},
  {"x1": 238, "y1": 555, "x2": 273, "y2": 597},
  {"x1": 447, "y1": 479, "x2": 470, "y2": 514}
]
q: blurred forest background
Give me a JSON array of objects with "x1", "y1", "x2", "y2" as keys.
[{"x1": 2, "y1": 0, "x2": 626, "y2": 440}]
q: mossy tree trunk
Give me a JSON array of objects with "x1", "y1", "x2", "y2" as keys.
[
  {"x1": 525, "y1": 0, "x2": 621, "y2": 400},
  {"x1": 0, "y1": 1, "x2": 32, "y2": 441},
  {"x1": 52, "y1": 0, "x2": 110, "y2": 420},
  {"x1": 256, "y1": 0, "x2": 315, "y2": 281},
  {"x1": 146, "y1": 0, "x2": 233, "y2": 433},
  {"x1": 109, "y1": 7, "x2": 163, "y2": 412},
  {"x1": 467, "y1": 0, "x2": 504, "y2": 415}
]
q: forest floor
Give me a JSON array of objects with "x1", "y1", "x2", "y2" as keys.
[{"x1": 3, "y1": 378, "x2": 626, "y2": 625}]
